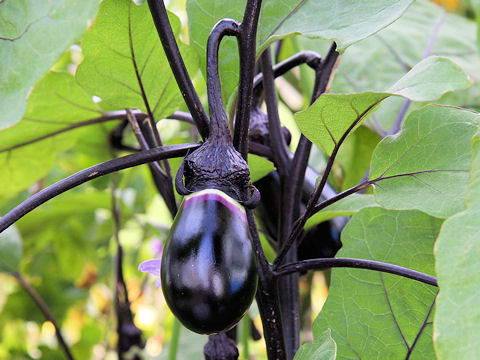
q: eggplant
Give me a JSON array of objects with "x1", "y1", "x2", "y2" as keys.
[
  {"x1": 161, "y1": 189, "x2": 258, "y2": 334},
  {"x1": 254, "y1": 169, "x2": 347, "y2": 260}
]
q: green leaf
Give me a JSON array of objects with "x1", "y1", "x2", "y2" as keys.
[
  {"x1": 187, "y1": 0, "x2": 414, "y2": 103},
  {"x1": 299, "y1": 0, "x2": 480, "y2": 132},
  {"x1": 257, "y1": 0, "x2": 414, "y2": 54},
  {"x1": 248, "y1": 154, "x2": 275, "y2": 182},
  {"x1": 77, "y1": 0, "x2": 198, "y2": 120},
  {"x1": 315, "y1": 207, "x2": 441, "y2": 359},
  {"x1": 0, "y1": 72, "x2": 103, "y2": 197},
  {"x1": 434, "y1": 132, "x2": 480, "y2": 359},
  {"x1": 0, "y1": 226, "x2": 22, "y2": 271},
  {"x1": 370, "y1": 105, "x2": 480, "y2": 219},
  {"x1": 336, "y1": 125, "x2": 381, "y2": 191},
  {"x1": 296, "y1": 56, "x2": 471, "y2": 154},
  {"x1": 294, "y1": 329, "x2": 336, "y2": 360},
  {"x1": 0, "y1": 0, "x2": 100, "y2": 128},
  {"x1": 305, "y1": 194, "x2": 379, "y2": 229}
]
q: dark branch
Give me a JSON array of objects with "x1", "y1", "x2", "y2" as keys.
[
  {"x1": 0, "y1": 110, "x2": 146, "y2": 154},
  {"x1": 147, "y1": 0, "x2": 210, "y2": 139},
  {"x1": 252, "y1": 50, "x2": 322, "y2": 104},
  {"x1": 0, "y1": 143, "x2": 200, "y2": 233},
  {"x1": 207, "y1": 19, "x2": 240, "y2": 139},
  {"x1": 233, "y1": 0, "x2": 263, "y2": 159},
  {"x1": 12, "y1": 272, "x2": 75, "y2": 360},
  {"x1": 260, "y1": 48, "x2": 290, "y2": 175},
  {"x1": 274, "y1": 258, "x2": 438, "y2": 287},
  {"x1": 167, "y1": 111, "x2": 195, "y2": 124}
]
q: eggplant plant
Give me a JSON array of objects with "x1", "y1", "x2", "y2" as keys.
[{"x1": 1, "y1": 0, "x2": 480, "y2": 359}]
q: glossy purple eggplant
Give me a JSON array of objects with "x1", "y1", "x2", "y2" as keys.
[{"x1": 161, "y1": 189, "x2": 258, "y2": 334}]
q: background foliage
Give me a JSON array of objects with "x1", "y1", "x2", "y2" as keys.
[{"x1": 1, "y1": 0, "x2": 480, "y2": 359}]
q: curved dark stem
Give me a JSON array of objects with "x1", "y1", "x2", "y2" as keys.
[
  {"x1": 147, "y1": 0, "x2": 210, "y2": 139},
  {"x1": 252, "y1": 50, "x2": 322, "y2": 104},
  {"x1": 233, "y1": 0, "x2": 263, "y2": 159},
  {"x1": 167, "y1": 111, "x2": 195, "y2": 124},
  {"x1": 260, "y1": 48, "x2": 290, "y2": 175},
  {"x1": 274, "y1": 258, "x2": 438, "y2": 287},
  {"x1": 0, "y1": 110, "x2": 146, "y2": 154},
  {"x1": 12, "y1": 272, "x2": 75, "y2": 360},
  {"x1": 0, "y1": 143, "x2": 200, "y2": 233},
  {"x1": 207, "y1": 19, "x2": 240, "y2": 140}
]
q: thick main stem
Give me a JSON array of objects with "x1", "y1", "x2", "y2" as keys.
[
  {"x1": 206, "y1": 20, "x2": 240, "y2": 140},
  {"x1": 233, "y1": 0, "x2": 263, "y2": 159}
]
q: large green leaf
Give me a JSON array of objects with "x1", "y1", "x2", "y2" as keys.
[
  {"x1": 295, "y1": 56, "x2": 471, "y2": 154},
  {"x1": 0, "y1": 226, "x2": 22, "y2": 271},
  {"x1": 322, "y1": 0, "x2": 480, "y2": 131},
  {"x1": 0, "y1": 0, "x2": 99, "y2": 129},
  {"x1": 294, "y1": 329, "x2": 336, "y2": 360},
  {"x1": 257, "y1": 0, "x2": 414, "y2": 54},
  {"x1": 0, "y1": 72, "x2": 104, "y2": 197},
  {"x1": 315, "y1": 207, "x2": 441, "y2": 359},
  {"x1": 434, "y1": 132, "x2": 480, "y2": 359},
  {"x1": 187, "y1": 0, "x2": 413, "y2": 103},
  {"x1": 77, "y1": 0, "x2": 197, "y2": 120},
  {"x1": 370, "y1": 105, "x2": 480, "y2": 219}
]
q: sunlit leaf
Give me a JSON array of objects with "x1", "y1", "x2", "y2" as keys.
[
  {"x1": 434, "y1": 131, "x2": 480, "y2": 359},
  {"x1": 370, "y1": 105, "x2": 480, "y2": 218},
  {"x1": 294, "y1": 329, "x2": 336, "y2": 360},
  {"x1": 0, "y1": 0, "x2": 99, "y2": 128},
  {"x1": 248, "y1": 154, "x2": 275, "y2": 182},
  {"x1": 77, "y1": 0, "x2": 198, "y2": 120},
  {"x1": 0, "y1": 72, "x2": 104, "y2": 197},
  {"x1": 315, "y1": 207, "x2": 440, "y2": 359},
  {"x1": 296, "y1": 56, "x2": 471, "y2": 154},
  {"x1": 305, "y1": 194, "x2": 379, "y2": 229},
  {"x1": 187, "y1": 0, "x2": 413, "y2": 103}
]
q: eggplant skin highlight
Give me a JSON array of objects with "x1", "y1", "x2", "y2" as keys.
[{"x1": 161, "y1": 189, "x2": 258, "y2": 334}]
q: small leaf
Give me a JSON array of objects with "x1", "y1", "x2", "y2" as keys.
[
  {"x1": 248, "y1": 154, "x2": 275, "y2": 182},
  {"x1": 370, "y1": 105, "x2": 480, "y2": 218},
  {"x1": 315, "y1": 207, "x2": 441, "y2": 359},
  {"x1": 0, "y1": 0, "x2": 100, "y2": 128},
  {"x1": 0, "y1": 226, "x2": 22, "y2": 271},
  {"x1": 296, "y1": 56, "x2": 471, "y2": 154},
  {"x1": 305, "y1": 194, "x2": 379, "y2": 229},
  {"x1": 294, "y1": 329, "x2": 336, "y2": 360}
]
